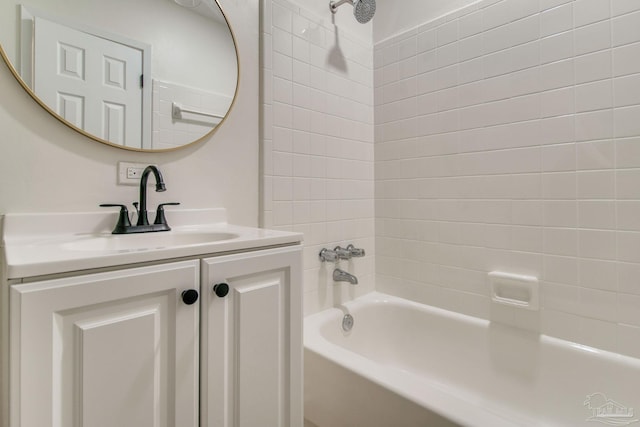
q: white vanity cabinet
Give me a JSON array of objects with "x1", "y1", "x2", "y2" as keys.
[
  {"x1": 1, "y1": 210, "x2": 303, "y2": 427},
  {"x1": 200, "y1": 246, "x2": 303, "y2": 427},
  {"x1": 9, "y1": 260, "x2": 201, "y2": 427}
]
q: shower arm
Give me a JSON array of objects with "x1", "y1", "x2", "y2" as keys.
[{"x1": 330, "y1": 0, "x2": 353, "y2": 13}]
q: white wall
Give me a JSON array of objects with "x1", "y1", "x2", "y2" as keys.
[
  {"x1": 373, "y1": 0, "x2": 479, "y2": 43},
  {"x1": 375, "y1": 0, "x2": 640, "y2": 358},
  {"x1": 265, "y1": 0, "x2": 481, "y2": 45},
  {"x1": 0, "y1": 0, "x2": 259, "y2": 226},
  {"x1": 279, "y1": 0, "x2": 372, "y2": 43},
  {"x1": 261, "y1": 0, "x2": 375, "y2": 315}
]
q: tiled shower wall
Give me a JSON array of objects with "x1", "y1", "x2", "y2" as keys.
[
  {"x1": 261, "y1": 0, "x2": 375, "y2": 315},
  {"x1": 375, "y1": 0, "x2": 640, "y2": 357}
]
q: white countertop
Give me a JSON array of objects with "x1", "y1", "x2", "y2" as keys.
[{"x1": 1, "y1": 209, "x2": 302, "y2": 279}]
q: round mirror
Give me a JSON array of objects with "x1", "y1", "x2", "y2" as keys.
[{"x1": 0, "y1": 0, "x2": 238, "y2": 151}]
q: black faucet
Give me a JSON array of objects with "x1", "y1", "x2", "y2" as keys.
[
  {"x1": 101, "y1": 165, "x2": 179, "y2": 234},
  {"x1": 137, "y1": 165, "x2": 166, "y2": 226}
]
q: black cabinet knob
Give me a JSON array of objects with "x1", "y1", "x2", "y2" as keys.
[
  {"x1": 181, "y1": 289, "x2": 199, "y2": 305},
  {"x1": 213, "y1": 283, "x2": 229, "y2": 298}
]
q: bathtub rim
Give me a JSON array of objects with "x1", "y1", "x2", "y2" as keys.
[
  {"x1": 304, "y1": 291, "x2": 640, "y2": 427},
  {"x1": 304, "y1": 292, "x2": 521, "y2": 427}
]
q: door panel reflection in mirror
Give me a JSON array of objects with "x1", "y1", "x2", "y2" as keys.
[
  {"x1": 33, "y1": 16, "x2": 145, "y2": 148},
  {"x1": 0, "y1": 0, "x2": 238, "y2": 151}
]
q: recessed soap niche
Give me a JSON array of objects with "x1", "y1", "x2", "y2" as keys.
[{"x1": 488, "y1": 271, "x2": 539, "y2": 311}]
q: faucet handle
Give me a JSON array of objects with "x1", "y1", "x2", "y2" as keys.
[
  {"x1": 319, "y1": 248, "x2": 338, "y2": 263},
  {"x1": 154, "y1": 202, "x2": 180, "y2": 225},
  {"x1": 99, "y1": 204, "x2": 132, "y2": 234},
  {"x1": 334, "y1": 246, "x2": 352, "y2": 260},
  {"x1": 346, "y1": 244, "x2": 365, "y2": 257}
]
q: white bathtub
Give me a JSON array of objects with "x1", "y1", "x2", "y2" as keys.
[{"x1": 304, "y1": 292, "x2": 640, "y2": 427}]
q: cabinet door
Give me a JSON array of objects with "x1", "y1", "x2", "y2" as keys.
[
  {"x1": 10, "y1": 260, "x2": 200, "y2": 427},
  {"x1": 201, "y1": 246, "x2": 302, "y2": 427}
]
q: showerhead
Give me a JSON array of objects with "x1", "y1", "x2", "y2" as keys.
[
  {"x1": 353, "y1": 0, "x2": 376, "y2": 23},
  {"x1": 329, "y1": 0, "x2": 376, "y2": 24}
]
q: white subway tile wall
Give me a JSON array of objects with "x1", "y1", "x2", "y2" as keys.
[
  {"x1": 152, "y1": 80, "x2": 230, "y2": 149},
  {"x1": 375, "y1": 0, "x2": 640, "y2": 358},
  {"x1": 261, "y1": 0, "x2": 376, "y2": 315}
]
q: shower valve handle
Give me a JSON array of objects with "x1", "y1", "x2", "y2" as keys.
[
  {"x1": 319, "y1": 248, "x2": 338, "y2": 263},
  {"x1": 334, "y1": 246, "x2": 352, "y2": 260},
  {"x1": 346, "y1": 244, "x2": 365, "y2": 257}
]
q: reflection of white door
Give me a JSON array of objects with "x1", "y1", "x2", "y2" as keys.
[{"x1": 33, "y1": 16, "x2": 143, "y2": 147}]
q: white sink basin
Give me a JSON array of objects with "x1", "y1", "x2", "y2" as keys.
[
  {"x1": 61, "y1": 231, "x2": 240, "y2": 252},
  {"x1": 1, "y1": 209, "x2": 303, "y2": 278}
]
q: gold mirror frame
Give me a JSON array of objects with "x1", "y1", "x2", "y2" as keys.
[{"x1": 0, "y1": 0, "x2": 240, "y2": 152}]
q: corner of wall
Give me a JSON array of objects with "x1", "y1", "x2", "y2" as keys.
[{"x1": 260, "y1": 0, "x2": 376, "y2": 315}]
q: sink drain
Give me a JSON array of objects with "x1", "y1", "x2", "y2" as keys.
[{"x1": 342, "y1": 313, "x2": 354, "y2": 332}]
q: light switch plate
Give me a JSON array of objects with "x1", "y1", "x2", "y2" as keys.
[{"x1": 118, "y1": 162, "x2": 156, "y2": 186}]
